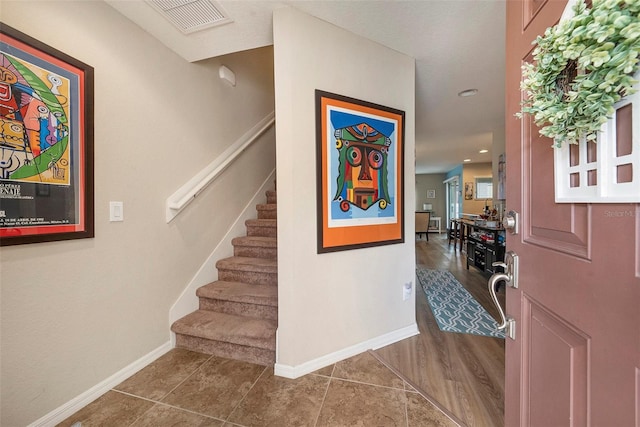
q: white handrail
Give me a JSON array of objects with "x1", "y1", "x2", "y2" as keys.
[{"x1": 165, "y1": 112, "x2": 275, "y2": 223}]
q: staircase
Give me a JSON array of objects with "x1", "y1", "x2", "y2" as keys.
[{"x1": 171, "y1": 189, "x2": 278, "y2": 365}]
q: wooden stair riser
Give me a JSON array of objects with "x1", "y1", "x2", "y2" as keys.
[
  {"x1": 175, "y1": 334, "x2": 274, "y2": 366},
  {"x1": 199, "y1": 299, "x2": 277, "y2": 321}
]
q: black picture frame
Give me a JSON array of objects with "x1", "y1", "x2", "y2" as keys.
[{"x1": 0, "y1": 24, "x2": 94, "y2": 246}]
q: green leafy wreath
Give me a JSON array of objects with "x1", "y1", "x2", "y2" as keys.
[{"x1": 518, "y1": 0, "x2": 640, "y2": 147}]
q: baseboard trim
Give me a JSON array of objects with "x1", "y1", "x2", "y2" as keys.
[
  {"x1": 27, "y1": 341, "x2": 172, "y2": 427},
  {"x1": 274, "y1": 323, "x2": 419, "y2": 379}
]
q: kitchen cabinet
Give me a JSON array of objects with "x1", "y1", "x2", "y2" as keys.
[{"x1": 466, "y1": 223, "x2": 506, "y2": 274}]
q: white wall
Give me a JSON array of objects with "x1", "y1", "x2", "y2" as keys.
[
  {"x1": 0, "y1": 2, "x2": 275, "y2": 425},
  {"x1": 273, "y1": 7, "x2": 416, "y2": 372}
]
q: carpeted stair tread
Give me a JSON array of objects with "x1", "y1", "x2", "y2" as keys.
[
  {"x1": 245, "y1": 218, "x2": 277, "y2": 227},
  {"x1": 216, "y1": 256, "x2": 277, "y2": 273},
  {"x1": 232, "y1": 235, "x2": 277, "y2": 259},
  {"x1": 171, "y1": 188, "x2": 278, "y2": 366},
  {"x1": 231, "y1": 236, "x2": 277, "y2": 248},
  {"x1": 245, "y1": 228, "x2": 277, "y2": 238},
  {"x1": 256, "y1": 203, "x2": 277, "y2": 219},
  {"x1": 172, "y1": 310, "x2": 276, "y2": 351},
  {"x1": 266, "y1": 190, "x2": 277, "y2": 204},
  {"x1": 197, "y1": 281, "x2": 277, "y2": 307},
  {"x1": 245, "y1": 219, "x2": 277, "y2": 238},
  {"x1": 256, "y1": 203, "x2": 277, "y2": 211}
]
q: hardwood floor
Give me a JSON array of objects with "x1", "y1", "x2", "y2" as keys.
[{"x1": 374, "y1": 233, "x2": 505, "y2": 427}]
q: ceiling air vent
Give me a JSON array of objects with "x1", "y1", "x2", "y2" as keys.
[{"x1": 146, "y1": 0, "x2": 233, "y2": 34}]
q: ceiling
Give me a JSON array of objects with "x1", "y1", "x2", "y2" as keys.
[{"x1": 107, "y1": 0, "x2": 506, "y2": 174}]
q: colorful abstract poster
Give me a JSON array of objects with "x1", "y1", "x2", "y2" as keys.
[
  {"x1": 0, "y1": 24, "x2": 93, "y2": 246},
  {"x1": 316, "y1": 90, "x2": 404, "y2": 253}
]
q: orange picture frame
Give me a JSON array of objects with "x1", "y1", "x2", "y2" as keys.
[{"x1": 315, "y1": 90, "x2": 404, "y2": 253}]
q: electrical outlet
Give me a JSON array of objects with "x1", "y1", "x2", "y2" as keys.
[{"x1": 403, "y1": 281, "x2": 412, "y2": 301}]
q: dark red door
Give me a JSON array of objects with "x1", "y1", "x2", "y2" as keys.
[{"x1": 505, "y1": 0, "x2": 640, "y2": 425}]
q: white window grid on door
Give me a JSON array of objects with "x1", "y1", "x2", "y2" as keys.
[{"x1": 554, "y1": 78, "x2": 640, "y2": 203}]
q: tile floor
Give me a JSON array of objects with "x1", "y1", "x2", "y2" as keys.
[{"x1": 58, "y1": 348, "x2": 458, "y2": 426}]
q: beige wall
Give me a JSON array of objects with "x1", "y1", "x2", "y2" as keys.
[
  {"x1": 273, "y1": 7, "x2": 416, "y2": 369},
  {"x1": 415, "y1": 173, "x2": 447, "y2": 219},
  {"x1": 462, "y1": 162, "x2": 494, "y2": 214},
  {"x1": 1, "y1": 2, "x2": 275, "y2": 425}
]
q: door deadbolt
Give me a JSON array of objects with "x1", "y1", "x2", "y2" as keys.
[{"x1": 504, "y1": 210, "x2": 519, "y2": 235}]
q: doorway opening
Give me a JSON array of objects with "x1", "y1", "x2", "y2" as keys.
[
  {"x1": 375, "y1": 235, "x2": 506, "y2": 425},
  {"x1": 444, "y1": 176, "x2": 460, "y2": 225}
]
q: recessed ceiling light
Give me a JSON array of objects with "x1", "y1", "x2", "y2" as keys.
[
  {"x1": 458, "y1": 88, "x2": 478, "y2": 97},
  {"x1": 479, "y1": 149, "x2": 488, "y2": 153},
  {"x1": 463, "y1": 158, "x2": 471, "y2": 162}
]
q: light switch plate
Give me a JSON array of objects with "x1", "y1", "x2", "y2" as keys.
[{"x1": 110, "y1": 201, "x2": 123, "y2": 222}]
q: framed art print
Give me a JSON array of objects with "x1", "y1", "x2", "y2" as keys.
[
  {"x1": 0, "y1": 24, "x2": 94, "y2": 246},
  {"x1": 316, "y1": 90, "x2": 404, "y2": 253},
  {"x1": 464, "y1": 182, "x2": 474, "y2": 200}
]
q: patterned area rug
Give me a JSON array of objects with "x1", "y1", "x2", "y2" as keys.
[{"x1": 417, "y1": 268, "x2": 505, "y2": 339}]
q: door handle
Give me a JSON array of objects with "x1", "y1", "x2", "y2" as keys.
[
  {"x1": 487, "y1": 251, "x2": 518, "y2": 340},
  {"x1": 493, "y1": 251, "x2": 518, "y2": 289},
  {"x1": 488, "y1": 273, "x2": 510, "y2": 330}
]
